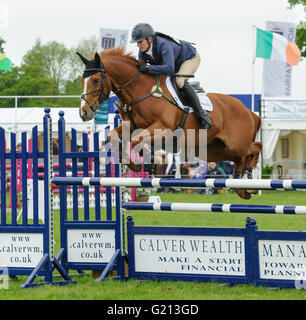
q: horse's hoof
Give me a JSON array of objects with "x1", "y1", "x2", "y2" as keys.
[
  {"x1": 235, "y1": 189, "x2": 252, "y2": 200},
  {"x1": 132, "y1": 164, "x2": 143, "y2": 172},
  {"x1": 126, "y1": 162, "x2": 142, "y2": 172}
]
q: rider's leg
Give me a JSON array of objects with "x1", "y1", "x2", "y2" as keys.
[
  {"x1": 176, "y1": 51, "x2": 212, "y2": 130},
  {"x1": 175, "y1": 51, "x2": 201, "y2": 89},
  {"x1": 181, "y1": 81, "x2": 212, "y2": 129}
]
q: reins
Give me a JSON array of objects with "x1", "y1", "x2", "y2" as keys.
[
  {"x1": 119, "y1": 75, "x2": 178, "y2": 114},
  {"x1": 81, "y1": 61, "x2": 188, "y2": 131}
]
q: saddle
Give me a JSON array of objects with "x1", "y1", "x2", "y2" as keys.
[{"x1": 169, "y1": 76, "x2": 205, "y2": 107}]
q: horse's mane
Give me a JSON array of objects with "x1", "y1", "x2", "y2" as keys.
[{"x1": 100, "y1": 47, "x2": 137, "y2": 66}]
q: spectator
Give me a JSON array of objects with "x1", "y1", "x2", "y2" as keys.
[
  {"x1": 217, "y1": 161, "x2": 235, "y2": 177},
  {"x1": 206, "y1": 162, "x2": 227, "y2": 194},
  {"x1": 193, "y1": 160, "x2": 208, "y2": 194},
  {"x1": 153, "y1": 149, "x2": 167, "y2": 193},
  {"x1": 207, "y1": 162, "x2": 226, "y2": 178},
  {"x1": 165, "y1": 152, "x2": 176, "y2": 193}
]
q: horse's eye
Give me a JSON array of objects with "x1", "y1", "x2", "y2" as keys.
[{"x1": 93, "y1": 78, "x2": 99, "y2": 85}]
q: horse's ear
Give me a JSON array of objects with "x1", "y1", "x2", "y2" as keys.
[
  {"x1": 95, "y1": 52, "x2": 100, "y2": 61},
  {"x1": 94, "y1": 52, "x2": 102, "y2": 68},
  {"x1": 76, "y1": 52, "x2": 89, "y2": 65}
]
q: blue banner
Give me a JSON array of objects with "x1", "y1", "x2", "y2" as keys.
[{"x1": 94, "y1": 100, "x2": 110, "y2": 124}]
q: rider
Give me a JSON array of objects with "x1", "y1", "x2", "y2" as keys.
[{"x1": 130, "y1": 23, "x2": 212, "y2": 129}]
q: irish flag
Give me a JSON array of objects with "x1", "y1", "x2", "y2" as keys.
[
  {"x1": 255, "y1": 27, "x2": 301, "y2": 66},
  {"x1": 0, "y1": 54, "x2": 12, "y2": 72}
]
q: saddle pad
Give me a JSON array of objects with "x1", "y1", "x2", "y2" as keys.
[{"x1": 165, "y1": 77, "x2": 213, "y2": 112}]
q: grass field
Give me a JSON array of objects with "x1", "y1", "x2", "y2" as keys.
[{"x1": 1, "y1": 190, "x2": 306, "y2": 300}]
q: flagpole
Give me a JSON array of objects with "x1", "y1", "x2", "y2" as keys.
[
  {"x1": 252, "y1": 25, "x2": 262, "y2": 195},
  {"x1": 251, "y1": 25, "x2": 256, "y2": 113}
]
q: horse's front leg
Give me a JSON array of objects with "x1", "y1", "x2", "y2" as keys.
[
  {"x1": 107, "y1": 125, "x2": 122, "y2": 154},
  {"x1": 127, "y1": 120, "x2": 175, "y2": 170},
  {"x1": 107, "y1": 125, "x2": 142, "y2": 172},
  {"x1": 107, "y1": 122, "x2": 142, "y2": 172}
]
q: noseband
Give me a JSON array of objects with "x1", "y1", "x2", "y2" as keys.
[{"x1": 81, "y1": 66, "x2": 111, "y2": 113}]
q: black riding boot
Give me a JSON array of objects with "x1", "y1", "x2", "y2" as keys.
[{"x1": 181, "y1": 81, "x2": 212, "y2": 129}]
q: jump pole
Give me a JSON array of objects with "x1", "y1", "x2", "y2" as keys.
[
  {"x1": 122, "y1": 202, "x2": 306, "y2": 215},
  {"x1": 52, "y1": 177, "x2": 306, "y2": 190}
]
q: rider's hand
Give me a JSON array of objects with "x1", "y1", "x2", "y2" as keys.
[{"x1": 136, "y1": 62, "x2": 149, "y2": 74}]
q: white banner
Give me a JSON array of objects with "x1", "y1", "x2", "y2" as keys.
[
  {"x1": 263, "y1": 21, "x2": 297, "y2": 97},
  {"x1": 134, "y1": 235, "x2": 246, "y2": 276},
  {"x1": 0, "y1": 233, "x2": 44, "y2": 268},
  {"x1": 258, "y1": 240, "x2": 306, "y2": 281},
  {"x1": 98, "y1": 28, "x2": 129, "y2": 52},
  {"x1": 262, "y1": 99, "x2": 306, "y2": 119},
  {"x1": 67, "y1": 229, "x2": 116, "y2": 263}
]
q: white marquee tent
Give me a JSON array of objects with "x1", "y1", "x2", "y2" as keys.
[
  {"x1": 0, "y1": 107, "x2": 116, "y2": 147},
  {"x1": 261, "y1": 118, "x2": 306, "y2": 160}
]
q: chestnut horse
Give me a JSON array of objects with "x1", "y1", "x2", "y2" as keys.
[{"x1": 77, "y1": 48, "x2": 262, "y2": 199}]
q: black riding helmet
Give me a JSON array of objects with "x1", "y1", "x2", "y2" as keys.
[{"x1": 130, "y1": 23, "x2": 155, "y2": 43}]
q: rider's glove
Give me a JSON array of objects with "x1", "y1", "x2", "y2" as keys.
[{"x1": 136, "y1": 62, "x2": 149, "y2": 74}]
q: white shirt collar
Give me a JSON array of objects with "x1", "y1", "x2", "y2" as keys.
[{"x1": 146, "y1": 43, "x2": 153, "y2": 58}]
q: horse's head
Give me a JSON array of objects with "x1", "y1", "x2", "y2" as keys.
[{"x1": 77, "y1": 52, "x2": 111, "y2": 122}]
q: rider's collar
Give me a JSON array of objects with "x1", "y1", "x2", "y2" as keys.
[{"x1": 146, "y1": 42, "x2": 153, "y2": 58}]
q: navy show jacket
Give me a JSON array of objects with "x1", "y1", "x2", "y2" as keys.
[{"x1": 138, "y1": 34, "x2": 196, "y2": 75}]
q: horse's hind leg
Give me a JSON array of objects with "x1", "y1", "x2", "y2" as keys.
[
  {"x1": 243, "y1": 142, "x2": 263, "y2": 194},
  {"x1": 245, "y1": 142, "x2": 262, "y2": 176},
  {"x1": 233, "y1": 141, "x2": 262, "y2": 199},
  {"x1": 242, "y1": 142, "x2": 262, "y2": 179},
  {"x1": 233, "y1": 158, "x2": 252, "y2": 200}
]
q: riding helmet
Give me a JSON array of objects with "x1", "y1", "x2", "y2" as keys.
[{"x1": 130, "y1": 23, "x2": 155, "y2": 43}]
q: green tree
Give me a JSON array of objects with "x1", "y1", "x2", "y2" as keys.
[
  {"x1": 60, "y1": 78, "x2": 82, "y2": 108},
  {"x1": 22, "y1": 39, "x2": 70, "y2": 94},
  {"x1": 288, "y1": 0, "x2": 305, "y2": 8},
  {"x1": 0, "y1": 37, "x2": 5, "y2": 54},
  {"x1": 0, "y1": 36, "x2": 98, "y2": 108},
  {"x1": 62, "y1": 35, "x2": 98, "y2": 102},
  {"x1": 0, "y1": 64, "x2": 58, "y2": 107},
  {"x1": 288, "y1": 0, "x2": 306, "y2": 58},
  {"x1": 67, "y1": 36, "x2": 98, "y2": 83},
  {"x1": 0, "y1": 37, "x2": 15, "y2": 106}
]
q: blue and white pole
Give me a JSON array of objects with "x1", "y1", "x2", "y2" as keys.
[{"x1": 52, "y1": 177, "x2": 306, "y2": 190}]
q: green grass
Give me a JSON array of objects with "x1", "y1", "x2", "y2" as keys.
[
  {"x1": 1, "y1": 190, "x2": 306, "y2": 300},
  {"x1": 3, "y1": 277, "x2": 305, "y2": 300}
]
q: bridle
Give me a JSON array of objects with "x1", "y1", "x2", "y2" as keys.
[
  {"x1": 81, "y1": 60, "x2": 142, "y2": 116},
  {"x1": 81, "y1": 65, "x2": 112, "y2": 114},
  {"x1": 80, "y1": 57, "x2": 179, "y2": 130}
]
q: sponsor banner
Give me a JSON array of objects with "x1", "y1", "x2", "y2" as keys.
[
  {"x1": 67, "y1": 229, "x2": 116, "y2": 263},
  {"x1": 258, "y1": 240, "x2": 306, "y2": 281},
  {"x1": 0, "y1": 233, "x2": 44, "y2": 268},
  {"x1": 99, "y1": 28, "x2": 129, "y2": 52},
  {"x1": 134, "y1": 235, "x2": 246, "y2": 276},
  {"x1": 262, "y1": 99, "x2": 306, "y2": 119},
  {"x1": 263, "y1": 21, "x2": 297, "y2": 97}
]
